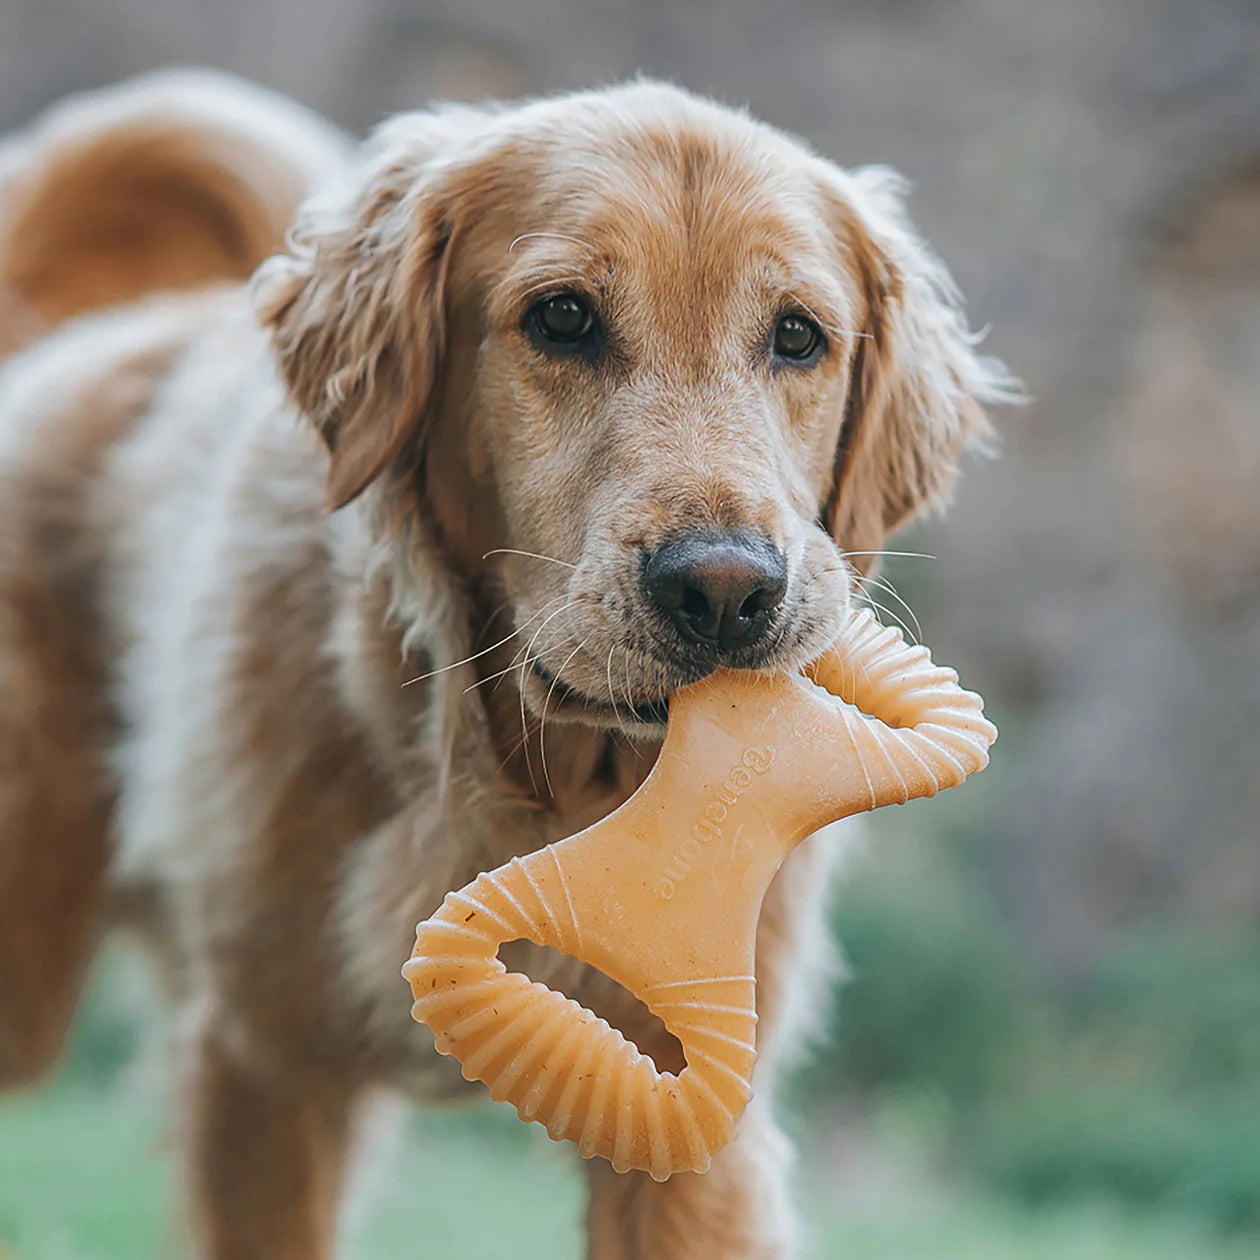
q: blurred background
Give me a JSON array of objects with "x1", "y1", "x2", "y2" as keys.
[{"x1": 1, "y1": 1, "x2": 1257, "y2": 1256}]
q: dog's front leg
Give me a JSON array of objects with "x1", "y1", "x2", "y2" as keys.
[
  {"x1": 183, "y1": 1013, "x2": 356, "y2": 1260},
  {"x1": 582, "y1": 830, "x2": 840, "y2": 1260},
  {"x1": 584, "y1": 1102, "x2": 799, "y2": 1260}
]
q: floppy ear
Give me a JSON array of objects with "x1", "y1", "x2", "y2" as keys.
[
  {"x1": 253, "y1": 122, "x2": 459, "y2": 510},
  {"x1": 821, "y1": 166, "x2": 1022, "y2": 565}
]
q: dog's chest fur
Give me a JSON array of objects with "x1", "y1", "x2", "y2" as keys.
[{"x1": 95, "y1": 349, "x2": 665, "y2": 1095}]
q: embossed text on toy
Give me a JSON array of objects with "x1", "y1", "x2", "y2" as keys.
[{"x1": 653, "y1": 746, "x2": 776, "y2": 900}]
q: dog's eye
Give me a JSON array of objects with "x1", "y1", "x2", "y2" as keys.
[
  {"x1": 772, "y1": 313, "x2": 824, "y2": 364},
  {"x1": 528, "y1": 293, "x2": 596, "y2": 350}
]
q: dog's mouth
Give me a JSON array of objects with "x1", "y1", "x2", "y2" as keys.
[{"x1": 531, "y1": 659, "x2": 672, "y2": 727}]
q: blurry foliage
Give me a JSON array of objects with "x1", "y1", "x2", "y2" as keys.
[
  {"x1": 978, "y1": 1089, "x2": 1260, "y2": 1235},
  {"x1": 1073, "y1": 928, "x2": 1260, "y2": 1092},
  {"x1": 63, "y1": 945, "x2": 153, "y2": 1085},
  {"x1": 805, "y1": 838, "x2": 1024, "y2": 1107},
  {"x1": 791, "y1": 831, "x2": 1260, "y2": 1237}
]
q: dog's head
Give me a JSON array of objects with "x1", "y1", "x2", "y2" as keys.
[{"x1": 257, "y1": 83, "x2": 1016, "y2": 737}]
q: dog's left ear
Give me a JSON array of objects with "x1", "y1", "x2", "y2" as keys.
[
  {"x1": 253, "y1": 121, "x2": 461, "y2": 510},
  {"x1": 820, "y1": 165, "x2": 1023, "y2": 563}
]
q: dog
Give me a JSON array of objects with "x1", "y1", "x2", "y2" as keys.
[{"x1": 0, "y1": 69, "x2": 1016, "y2": 1258}]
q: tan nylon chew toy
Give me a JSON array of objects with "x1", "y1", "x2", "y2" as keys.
[{"x1": 402, "y1": 608, "x2": 996, "y2": 1181}]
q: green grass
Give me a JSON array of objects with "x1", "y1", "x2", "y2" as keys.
[
  {"x1": 2, "y1": 1083, "x2": 1256, "y2": 1260},
  {"x1": 0, "y1": 1083, "x2": 174, "y2": 1260}
]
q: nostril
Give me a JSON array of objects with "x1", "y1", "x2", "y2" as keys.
[
  {"x1": 681, "y1": 587, "x2": 710, "y2": 620},
  {"x1": 738, "y1": 588, "x2": 775, "y2": 620}
]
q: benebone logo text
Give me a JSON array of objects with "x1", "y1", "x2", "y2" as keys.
[{"x1": 653, "y1": 745, "x2": 776, "y2": 900}]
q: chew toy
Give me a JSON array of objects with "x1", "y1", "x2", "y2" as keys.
[{"x1": 402, "y1": 608, "x2": 995, "y2": 1180}]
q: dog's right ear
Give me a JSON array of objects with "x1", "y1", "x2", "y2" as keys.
[{"x1": 253, "y1": 123, "x2": 460, "y2": 510}]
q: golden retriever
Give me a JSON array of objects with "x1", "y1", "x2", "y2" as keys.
[{"x1": 0, "y1": 69, "x2": 1016, "y2": 1258}]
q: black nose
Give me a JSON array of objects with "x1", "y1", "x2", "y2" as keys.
[{"x1": 643, "y1": 531, "x2": 788, "y2": 655}]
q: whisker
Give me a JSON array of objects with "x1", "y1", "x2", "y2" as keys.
[
  {"x1": 518, "y1": 646, "x2": 538, "y2": 796},
  {"x1": 607, "y1": 645, "x2": 633, "y2": 747},
  {"x1": 475, "y1": 599, "x2": 510, "y2": 641},
  {"x1": 539, "y1": 640, "x2": 587, "y2": 798},
  {"x1": 768, "y1": 619, "x2": 791, "y2": 662},
  {"x1": 513, "y1": 596, "x2": 583, "y2": 796},
  {"x1": 855, "y1": 573, "x2": 923, "y2": 644},
  {"x1": 786, "y1": 292, "x2": 874, "y2": 341},
  {"x1": 490, "y1": 638, "x2": 539, "y2": 693},
  {"x1": 520, "y1": 599, "x2": 580, "y2": 665},
  {"x1": 840, "y1": 550, "x2": 937, "y2": 562},
  {"x1": 482, "y1": 548, "x2": 577, "y2": 569},
  {"x1": 856, "y1": 590, "x2": 918, "y2": 646},
  {"x1": 496, "y1": 715, "x2": 543, "y2": 779},
  {"x1": 617, "y1": 649, "x2": 650, "y2": 754},
  {"x1": 464, "y1": 599, "x2": 581, "y2": 693},
  {"x1": 509, "y1": 232, "x2": 594, "y2": 253},
  {"x1": 466, "y1": 645, "x2": 544, "y2": 695},
  {"x1": 515, "y1": 275, "x2": 589, "y2": 300},
  {"x1": 402, "y1": 597, "x2": 561, "y2": 686},
  {"x1": 620, "y1": 647, "x2": 643, "y2": 725}
]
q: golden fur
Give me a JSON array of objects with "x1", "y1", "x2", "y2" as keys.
[{"x1": 0, "y1": 71, "x2": 1015, "y2": 1258}]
